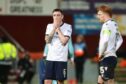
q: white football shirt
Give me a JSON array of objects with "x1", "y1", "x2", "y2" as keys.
[
  {"x1": 45, "y1": 23, "x2": 72, "y2": 61},
  {"x1": 99, "y1": 19, "x2": 123, "y2": 58}
]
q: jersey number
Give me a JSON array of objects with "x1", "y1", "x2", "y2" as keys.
[{"x1": 100, "y1": 66, "x2": 108, "y2": 74}]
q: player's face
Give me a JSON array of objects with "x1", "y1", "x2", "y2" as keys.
[
  {"x1": 97, "y1": 11, "x2": 105, "y2": 23},
  {"x1": 53, "y1": 11, "x2": 63, "y2": 23}
]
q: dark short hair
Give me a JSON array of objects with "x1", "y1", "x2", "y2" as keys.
[
  {"x1": 97, "y1": 5, "x2": 112, "y2": 17},
  {"x1": 52, "y1": 8, "x2": 64, "y2": 15}
]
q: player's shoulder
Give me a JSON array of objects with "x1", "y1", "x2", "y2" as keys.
[
  {"x1": 103, "y1": 20, "x2": 117, "y2": 30},
  {"x1": 105, "y1": 19, "x2": 117, "y2": 27},
  {"x1": 47, "y1": 23, "x2": 53, "y2": 27},
  {"x1": 63, "y1": 23, "x2": 72, "y2": 27},
  {"x1": 46, "y1": 23, "x2": 53, "y2": 30}
]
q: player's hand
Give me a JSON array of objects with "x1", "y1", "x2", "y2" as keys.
[
  {"x1": 98, "y1": 55, "x2": 104, "y2": 61},
  {"x1": 53, "y1": 22, "x2": 60, "y2": 29},
  {"x1": 55, "y1": 27, "x2": 60, "y2": 33}
]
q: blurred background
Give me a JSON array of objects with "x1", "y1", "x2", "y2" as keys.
[{"x1": 0, "y1": 0, "x2": 126, "y2": 84}]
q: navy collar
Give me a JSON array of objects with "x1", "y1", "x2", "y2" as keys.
[{"x1": 60, "y1": 22, "x2": 64, "y2": 27}]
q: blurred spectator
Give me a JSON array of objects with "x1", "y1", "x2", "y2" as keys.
[
  {"x1": 0, "y1": 36, "x2": 17, "y2": 84},
  {"x1": 17, "y1": 52, "x2": 35, "y2": 84},
  {"x1": 74, "y1": 35, "x2": 88, "y2": 84}
]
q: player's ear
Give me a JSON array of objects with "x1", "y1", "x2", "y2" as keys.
[{"x1": 62, "y1": 15, "x2": 64, "y2": 20}]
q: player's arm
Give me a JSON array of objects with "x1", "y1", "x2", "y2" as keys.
[
  {"x1": 115, "y1": 32, "x2": 123, "y2": 51},
  {"x1": 56, "y1": 27, "x2": 70, "y2": 46},
  {"x1": 99, "y1": 29, "x2": 111, "y2": 59},
  {"x1": 45, "y1": 26, "x2": 56, "y2": 44}
]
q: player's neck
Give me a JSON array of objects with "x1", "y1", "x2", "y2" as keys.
[
  {"x1": 104, "y1": 17, "x2": 112, "y2": 23},
  {"x1": 60, "y1": 21, "x2": 64, "y2": 26},
  {"x1": 59, "y1": 21, "x2": 63, "y2": 24}
]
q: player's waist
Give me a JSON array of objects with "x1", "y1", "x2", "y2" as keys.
[
  {"x1": 46, "y1": 58, "x2": 68, "y2": 62},
  {"x1": 103, "y1": 51, "x2": 117, "y2": 58}
]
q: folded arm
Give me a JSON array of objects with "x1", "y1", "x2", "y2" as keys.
[
  {"x1": 45, "y1": 27, "x2": 56, "y2": 44},
  {"x1": 56, "y1": 28, "x2": 70, "y2": 46}
]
